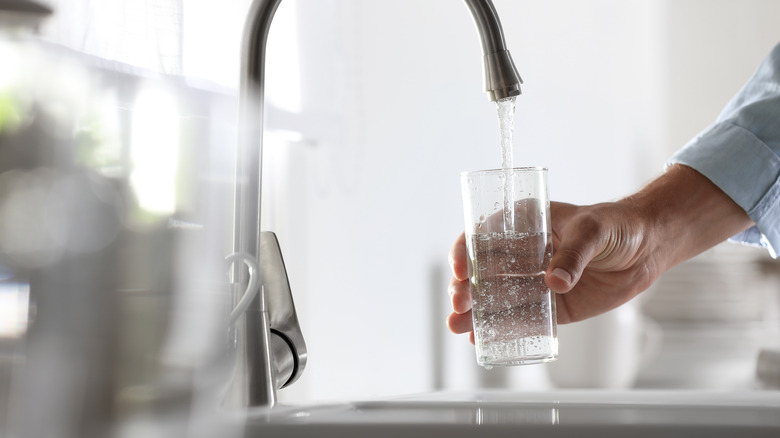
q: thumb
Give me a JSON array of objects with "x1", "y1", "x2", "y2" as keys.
[{"x1": 545, "y1": 221, "x2": 604, "y2": 294}]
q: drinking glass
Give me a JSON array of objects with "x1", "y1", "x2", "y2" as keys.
[{"x1": 460, "y1": 167, "x2": 558, "y2": 367}]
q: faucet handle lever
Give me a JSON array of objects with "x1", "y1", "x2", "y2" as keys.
[{"x1": 260, "y1": 231, "x2": 307, "y2": 388}]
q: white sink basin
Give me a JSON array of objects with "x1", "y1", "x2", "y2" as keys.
[{"x1": 242, "y1": 390, "x2": 780, "y2": 437}]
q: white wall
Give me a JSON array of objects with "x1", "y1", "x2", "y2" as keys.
[{"x1": 660, "y1": 0, "x2": 780, "y2": 157}]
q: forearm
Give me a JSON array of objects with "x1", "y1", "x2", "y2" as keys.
[{"x1": 627, "y1": 164, "x2": 754, "y2": 273}]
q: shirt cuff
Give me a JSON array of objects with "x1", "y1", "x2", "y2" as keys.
[{"x1": 667, "y1": 122, "x2": 780, "y2": 258}]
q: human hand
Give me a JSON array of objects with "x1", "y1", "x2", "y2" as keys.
[
  {"x1": 447, "y1": 165, "x2": 754, "y2": 341},
  {"x1": 446, "y1": 200, "x2": 656, "y2": 344}
]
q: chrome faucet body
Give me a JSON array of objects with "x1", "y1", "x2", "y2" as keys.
[{"x1": 229, "y1": 0, "x2": 522, "y2": 409}]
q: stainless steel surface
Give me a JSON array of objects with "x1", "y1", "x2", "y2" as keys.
[
  {"x1": 223, "y1": 288, "x2": 277, "y2": 408},
  {"x1": 261, "y1": 232, "x2": 307, "y2": 388},
  {"x1": 232, "y1": 0, "x2": 522, "y2": 409},
  {"x1": 224, "y1": 232, "x2": 306, "y2": 408},
  {"x1": 8, "y1": 172, "x2": 122, "y2": 438},
  {"x1": 0, "y1": 0, "x2": 52, "y2": 29},
  {"x1": 229, "y1": 0, "x2": 282, "y2": 409},
  {"x1": 225, "y1": 253, "x2": 260, "y2": 324},
  {"x1": 464, "y1": 0, "x2": 523, "y2": 101},
  {"x1": 756, "y1": 349, "x2": 780, "y2": 389},
  {"x1": 244, "y1": 390, "x2": 780, "y2": 438}
]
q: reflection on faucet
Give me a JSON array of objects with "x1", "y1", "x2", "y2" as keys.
[
  {"x1": 223, "y1": 232, "x2": 306, "y2": 409},
  {"x1": 229, "y1": 0, "x2": 523, "y2": 408}
]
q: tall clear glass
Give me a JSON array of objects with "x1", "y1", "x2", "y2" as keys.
[{"x1": 460, "y1": 167, "x2": 558, "y2": 367}]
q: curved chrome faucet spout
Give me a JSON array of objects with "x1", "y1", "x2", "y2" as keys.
[
  {"x1": 230, "y1": 0, "x2": 522, "y2": 409},
  {"x1": 464, "y1": 0, "x2": 523, "y2": 101}
]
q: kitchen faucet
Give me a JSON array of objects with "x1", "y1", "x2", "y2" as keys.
[{"x1": 227, "y1": 0, "x2": 523, "y2": 409}]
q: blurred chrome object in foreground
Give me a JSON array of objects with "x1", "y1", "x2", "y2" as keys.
[
  {"x1": 0, "y1": 4, "x2": 237, "y2": 437},
  {"x1": 757, "y1": 349, "x2": 780, "y2": 389},
  {"x1": 0, "y1": 0, "x2": 51, "y2": 30}
]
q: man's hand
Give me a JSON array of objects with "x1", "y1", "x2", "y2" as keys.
[{"x1": 447, "y1": 165, "x2": 754, "y2": 340}]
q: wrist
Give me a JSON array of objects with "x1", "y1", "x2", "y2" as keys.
[{"x1": 624, "y1": 164, "x2": 753, "y2": 274}]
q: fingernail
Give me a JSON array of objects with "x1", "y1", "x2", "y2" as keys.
[{"x1": 550, "y1": 267, "x2": 572, "y2": 285}]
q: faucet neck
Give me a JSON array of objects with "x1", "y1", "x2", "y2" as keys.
[{"x1": 228, "y1": 0, "x2": 282, "y2": 409}]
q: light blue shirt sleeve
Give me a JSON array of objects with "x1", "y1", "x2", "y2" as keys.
[{"x1": 668, "y1": 42, "x2": 780, "y2": 258}]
